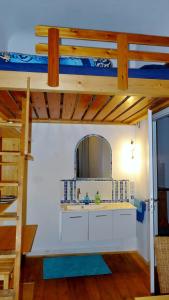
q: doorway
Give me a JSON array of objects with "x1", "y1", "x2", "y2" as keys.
[
  {"x1": 156, "y1": 116, "x2": 169, "y2": 236},
  {"x1": 149, "y1": 107, "x2": 169, "y2": 293}
]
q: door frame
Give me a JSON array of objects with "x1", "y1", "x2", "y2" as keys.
[{"x1": 149, "y1": 106, "x2": 169, "y2": 293}]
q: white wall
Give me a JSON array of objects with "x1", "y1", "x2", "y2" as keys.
[
  {"x1": 135, "y1": 120, "x2": 149, "y2": 200},
  {"x1": 27, "y1": 123, "x2": 135, "y2": 253},
  {"x1": 135, "y1": 119, "x2": 150, "y2": 261},
  {"x1": 2, "y1": 0, "x2": 169, "y2": 52}
]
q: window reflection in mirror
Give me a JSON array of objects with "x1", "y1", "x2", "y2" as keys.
[{"x1": 75, "y1": 135, "x2": 112, "y2": 178}]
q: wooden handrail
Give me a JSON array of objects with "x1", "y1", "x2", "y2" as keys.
[
  {"x1": 35, "y1": 25, "x2": 169, "y2": 47},
  {"x1": 35, "y1": 25, "x2": 169, "y2": 89},
  {"x1": 36, "y1": 44, "x2": 169, "y2": 63}
]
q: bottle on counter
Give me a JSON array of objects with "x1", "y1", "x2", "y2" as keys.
[
  {"x1": 95, "y1": 191, "x2": 101, "y2": 205},
  {"x1": 83, "y1": 192, "x2": 90, "y2": 205}
]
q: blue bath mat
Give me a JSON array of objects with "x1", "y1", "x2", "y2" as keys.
[{"x1": 43, "y1": 255, "x2": 112, "y2": 279}]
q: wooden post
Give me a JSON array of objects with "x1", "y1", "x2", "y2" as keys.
[
  {"x1": 117, "y1": 34, "x2": 128, "y2": 90},
  {"x1": 48, "y1": 28, "x2": 59, "y2": 87},
  {"x1": 0, "y1": 138, "x2": 2, "y2": 198}
]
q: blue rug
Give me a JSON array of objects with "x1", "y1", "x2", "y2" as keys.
[{"x1": 43, "y1": 255, "x2": 112, "y2": 279}]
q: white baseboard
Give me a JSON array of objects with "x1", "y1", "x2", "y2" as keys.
[{"x1": 27, "y1": 238, "x2": 137, "y2": 257}]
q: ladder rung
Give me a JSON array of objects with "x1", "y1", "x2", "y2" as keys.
[
  {"x1": 0, "y1": 162, "x2": 18, "y2": 166},
  {"x1": 0, "y1": 251, "x2": 16, "y2": 259},
  {"x1": 0, "y1": 261, "x2": 14, "y2": 274},
  {"x1": 0, "y1": 212, "x2": 17, "y2": 220},
  {"x1": 0, "y1": 122, "x2": 22, "y2": 128},
  {"x1": 0, "y1": 182, "x2": 19, "y2": 187},
  {"x1": 0, "y1": 289, "x2": 15, "y2": 299},
  {"x1": 0, "y1": 152, "x2": 20, "y2": 156}
]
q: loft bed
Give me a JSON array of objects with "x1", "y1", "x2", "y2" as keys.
[{"x1": 1, "y1": 26, "x2": 169, "y2": 124}]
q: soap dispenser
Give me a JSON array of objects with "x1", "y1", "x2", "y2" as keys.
[
  {"x1": 83, "y1": 193, "x2": 90, "y2": 205},
  {"x1": 95, "y1": 191, "x2": 101, "y2": 205}
]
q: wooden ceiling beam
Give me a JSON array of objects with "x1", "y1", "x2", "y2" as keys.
[
  {"x1": 83, "y1": 95, "x2": 111, "y2": 121},
  {"x1": 94, "y1": 95, "x2": 127, "y2": 121},
  {"x1": 72, "y1": 94, "x2": 93, "y2": 120},
  {"x1": 0, "y1": 91, "x2": 20, "y2": 118},
  {"x1": 2, "y1": 72, "x2": 169, "y2": 97},
  {"x1": 105, "y1": 96, "x2": 143, "y2": 121},
  {"x1": 125, "y1": 107, "x2": 148, "y2": 124},
  {"x1": 31, "y1": 92, "x2": 48, "y2": 119},
  {"x1": 47, "y1": 93, "x2": 61, "y2": 119},
  {"x1": 115, "y1": 97, "x2": 153, "y2": 122},
  {"x1": 0, "y1": 101, "x2": 15, "y2": 119},
  {"x1": 151, "y1": 97, "x2": 169, "y2": 114},
  {"x1": 62, "y1": 94, "x2": 77, "y2": 120},
  {"x1": 32, "y1": 118, "x2": 125, "y2": 125}
]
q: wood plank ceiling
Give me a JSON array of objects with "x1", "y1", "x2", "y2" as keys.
[{"x1": 0, "y1": 90, "x2": 168, "y2": 125}]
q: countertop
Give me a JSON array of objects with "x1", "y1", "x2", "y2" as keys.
[{"x1": 61, "y1": 202, "x2": 136, "y2": 212}]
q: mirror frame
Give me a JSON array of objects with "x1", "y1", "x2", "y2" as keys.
[{"x1": 74, "y1": 134, "x2": 112, "y2": 179}]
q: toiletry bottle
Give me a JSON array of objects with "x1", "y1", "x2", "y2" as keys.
[
  {"x1": 95, "y1": 191, "x2": 101, "y2": 205},
  {"x1": 83, "y1": 193, "x2": 90, "y2": 205}
]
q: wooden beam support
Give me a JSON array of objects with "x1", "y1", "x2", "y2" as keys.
[
  {"x1": 3, "y1": 71, "x2": 169, "y2": 97},
  {"x1": 117, "y1": 34, "x2": 128, "y2": 90},
  {"x1": 48, "y1": 28, "x2": 59, "y2": 87}
]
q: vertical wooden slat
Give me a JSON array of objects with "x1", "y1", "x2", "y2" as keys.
[
  {"x1": 0, "y1": 91, "x2": 21, "y2": 118},
  {"x1": 31, "y1": 92, "x2": 48, "y2": 119},
  {"x1": 72, "y1": 94, "x2": 93, "y2": 120},
  {"x1": 0, "y1": 138, "x2": 2, "y2": 198},
  {"x1": 48, "y1": 28, "x2": 59, "y2": 87},
  {"x1": 47, "y1": 93, "x2": 61, "y2": 119},
  {"x1": 62, "y1": 94, "x2": 77, "y2": 120},
  {"x1": 83, "y1": 95, "x2": 110, "y2": 121},
  {"x1": 117, "y1": 34, "x2": 128, "y2": 90}
]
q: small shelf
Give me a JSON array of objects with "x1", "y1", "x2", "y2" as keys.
[
  {"x1": 0, "y1": 200, "x2": 15, "y2": 214},
  {"x1": 0, "y1": 225, "x2": 38, "y2": 254},
  {"x1": 0, "y1": 212, "x2": 17, "y2": 220}
]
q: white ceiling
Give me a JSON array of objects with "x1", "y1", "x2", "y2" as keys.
[{"x1": 1, "y1": 0, "x2": 169, "y2": 53}]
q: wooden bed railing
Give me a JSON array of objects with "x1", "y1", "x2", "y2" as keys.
[{"x1": 35, "y1": 25, "x2": 169, "y2": 89}]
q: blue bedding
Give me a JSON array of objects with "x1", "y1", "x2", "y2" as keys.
[{"x1": 0, "y1": 52, "x2": 169, "y2": 80}]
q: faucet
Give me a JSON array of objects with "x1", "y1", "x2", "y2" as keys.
[{"x1": 76, "y1": 188, "x2": 81, "y2": 203}]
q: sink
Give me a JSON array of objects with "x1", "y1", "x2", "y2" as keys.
[{"x1": 61, "y1": 202, "x2": 135, "y2": 211}]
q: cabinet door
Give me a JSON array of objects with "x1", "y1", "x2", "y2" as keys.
[
  {"x1": 113, "y1": 209, "x2": 136, "y2": 239},
  {"x1": 61, "y1": 211, "x2": 88, "y2": 242},
  {"x1": 89, "y1": 210, "x2": 113, "y2": 241}
]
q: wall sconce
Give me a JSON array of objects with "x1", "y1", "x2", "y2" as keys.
[{"x1": 131, "y1": 140, "x2": 135, "y2": 160}]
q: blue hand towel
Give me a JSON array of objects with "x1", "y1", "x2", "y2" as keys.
[{"x1": 134, "y1": 199, "x2": 146, "y2": 223}]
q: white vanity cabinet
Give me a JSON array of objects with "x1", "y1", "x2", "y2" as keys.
[
  {"x1": 61, "y1": 211, "x2": 88, "y2": 242},
  {"x1": 112, "y1": 209, "x2": 136, "y2": 239},
  {"x1": 60, "y1": 205, "x2": 137, "y2": 251},
  {"x1": 89, "y1": 210, "x2": 113, "y2": 241}
]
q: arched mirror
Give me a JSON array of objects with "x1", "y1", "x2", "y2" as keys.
[{"x1": 75, "y1": 135, "x2": 112, "y2": 179}]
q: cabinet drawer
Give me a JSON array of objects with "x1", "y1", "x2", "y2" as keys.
[
  {"x1": 61, "y1": 211, "x2": 88, "y2": 242},
  {"x1": 89, "y1": 210, "x2": 113, "y2": 241},
  {"x1": 112, "y1": 209, "x2": 136, "y2": 239}
]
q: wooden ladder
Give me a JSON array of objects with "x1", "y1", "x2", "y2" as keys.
[{"x1": 0, "y1": 79, "x2": 31, "y2": 300}]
